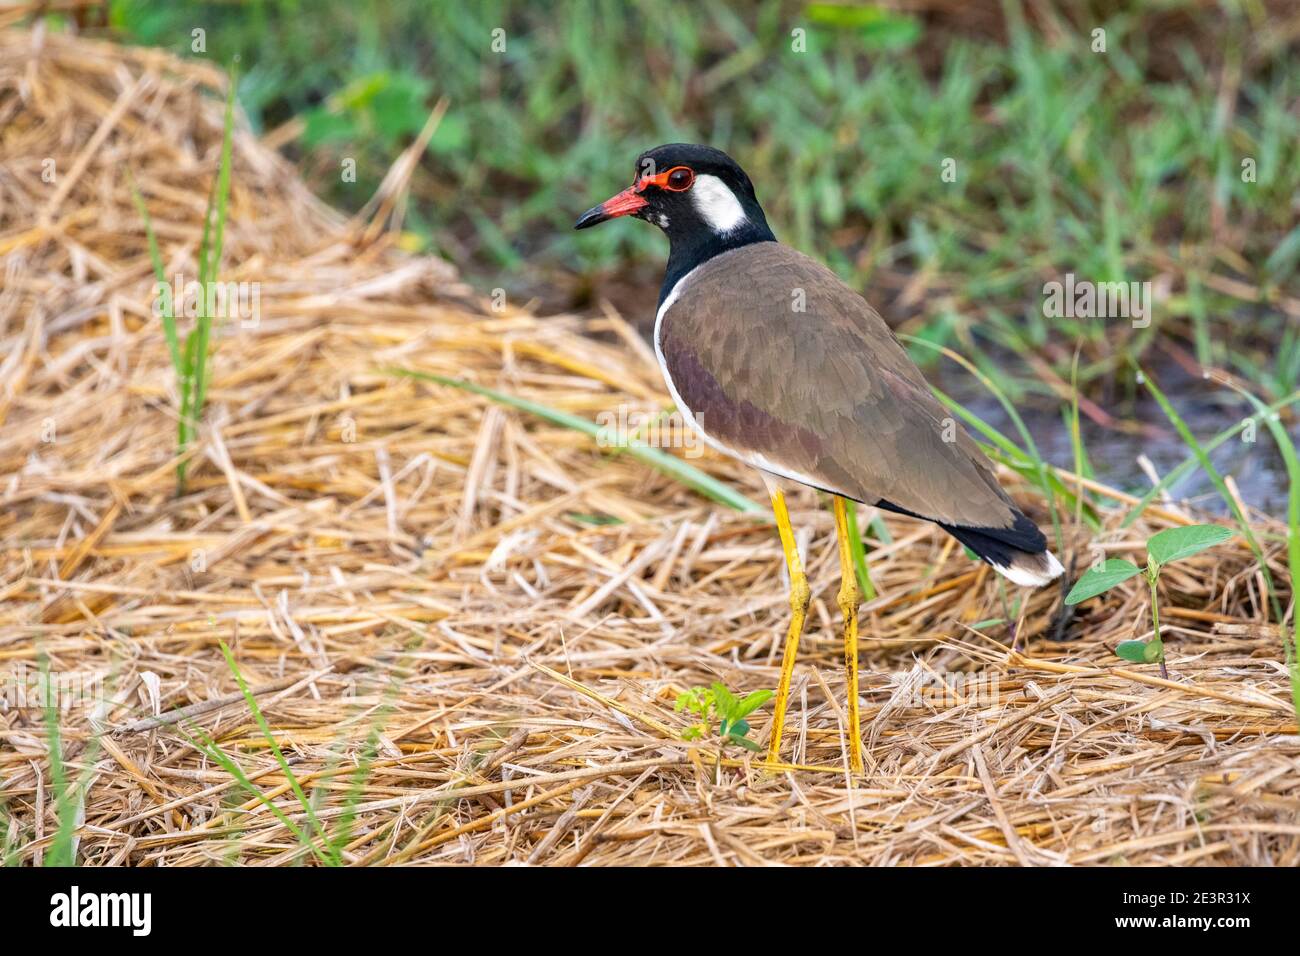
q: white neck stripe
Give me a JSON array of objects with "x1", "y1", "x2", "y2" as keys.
[{"x1": 691, "y1": 174, "x2": 747, "y2": 235}]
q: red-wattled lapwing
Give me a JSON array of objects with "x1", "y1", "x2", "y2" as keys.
[{"x1": 576, "y1": 144, "x2": 1062, "y2": 771}]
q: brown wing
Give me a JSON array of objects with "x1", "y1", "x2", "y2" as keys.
[{"x1": 658, "y1": 242, "x2": 1018, "y2": 530}]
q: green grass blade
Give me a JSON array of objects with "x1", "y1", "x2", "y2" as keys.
[
  {"x1": 218, "y1": 640, "x2": 341, "y2": 866},
  {"x1": 40, "y1": 660, "x2": 74, "y2": 867},
  {"x1": 1211, "y1": 378, "x2": 1300, "y2": 718},
  {"x1": 324, "y1": 677, "x2": 404, "y2": 859},
  {"x1": 389, "y1": 369, "x2": 763, "y2": 513},
  {"x1": 1068, "y1": 347, "x2": 1089, "y2": 526},
  {"x1": 329, "y1": 723, "x2": 384, "y2": 859},
  {"x1": 187, "y1": 66, "x2": 239, "y2": 457},
  {"x1": 39, "y1": 655, "x2": 106, "y2": 868},
  {"x1": 844, "y1": 500, "x2": 876, "y2": 600},
  {"x1": 175, "y1": 720, "x2": 332, "y2": 866},
  {"x1": 176, "y1": 331, "x2": 202, "y2": 488},
  {"x1": 129, "y1": 174, "x2": 192, "y2": 490},
  {"x1": 129, "y1": 176, "x2": 184, "y2": 377},
  {"x1": 185, "y1": 176, "x2": 216, "y2": 464}
]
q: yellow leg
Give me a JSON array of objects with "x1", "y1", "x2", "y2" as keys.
[
  {"x1": 765, "y1": 488, "x2": 810, "y2": 767},
  {"x1": 832, "y1": 496, "x2": 864, "y2": 773}
]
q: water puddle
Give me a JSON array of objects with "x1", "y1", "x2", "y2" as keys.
[{"x1": 936, "y1": 361, "x2": 1298, "y2": 520}]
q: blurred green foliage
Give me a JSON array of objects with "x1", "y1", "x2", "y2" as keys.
[{"x1": 104, "y1": 0, "x2": 1298, "y2": 398}]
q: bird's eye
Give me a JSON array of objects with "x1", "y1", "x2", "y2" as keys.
[{"x1": 665, "y1": 167, "x2": 694, "y2": 191}]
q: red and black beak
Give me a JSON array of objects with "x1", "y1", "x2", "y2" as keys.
[{"x1": 574, "y1": 184, "x2": 648, "y2": 230}]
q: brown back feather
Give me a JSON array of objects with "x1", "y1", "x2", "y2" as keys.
[{"x1": 658, "y1": 243, "x2": 1017, "y2": 530}]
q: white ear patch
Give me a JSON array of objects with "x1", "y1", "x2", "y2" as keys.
[{"x1": 691, "y1": 174, "x2": 747, "y2": 234}]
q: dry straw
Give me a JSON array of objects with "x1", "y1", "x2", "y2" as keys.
[{"x1": 1, "y1": 28, "x2": 1297, "y2": 866}]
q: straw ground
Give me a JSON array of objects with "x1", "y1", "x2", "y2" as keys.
[{"x1": 1, "y1": 30, "x2": 1297, "y2": 866}]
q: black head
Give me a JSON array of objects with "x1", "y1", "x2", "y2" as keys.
[{"x1": 575, "y1": 144, "x2": 776, "y2": 301}]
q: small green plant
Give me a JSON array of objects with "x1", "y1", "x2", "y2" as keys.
[
  {"x1": 41, "y1": 661, "x2": 75, "y2": 867},
  {"x1": 216, "y1": 640, "x2": 339, "y2": 865},
  {"x1": 131, "y1": 66, "x2": 237, "y2": 495},
  {"x1": 675, "y1": 682, "x2": 773, "y2": 782},
  {"x1": 35, "y1": 656, "x2": 102, "y2": 867},
  {"x1": 1065, "y1": 524, "x2": 1234, "y2": 678}
]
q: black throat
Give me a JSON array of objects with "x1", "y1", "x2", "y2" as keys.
[{"x1": 658, "y1": 214, "x2": 776, "y2": 306}]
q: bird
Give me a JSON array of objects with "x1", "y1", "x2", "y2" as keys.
[{"x1": 575, "y1": 143, "x2": 1063, "y2": 771}]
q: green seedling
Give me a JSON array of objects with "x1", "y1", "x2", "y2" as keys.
[
  {"x1": 132, "y1": 66, "x2": 237, "y2": 495},
  {"x1": 216, "y1": 640, "x2": 339, "y2": 865},
  {"x1": 675, "y1": 682, "x2": 773, "y2": 783},
  {"x1": 1065, "y1": 524, "x2": 1234, "y2": 678}
]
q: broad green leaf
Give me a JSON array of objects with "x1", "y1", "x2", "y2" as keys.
[
  {"x1": 427, "y1": 113, "x2": 469, "y2": 155},
  {"x1": 675, "y1": 688, "x2": 710, "y2": 716},
  {"x1": 722, "y1": 718, "x2": 750, "y2": 739},
  {"x1": 1116, "y1": 639, "x2": 1164, "y2": 664},
  {"x1": 1115, "y1": 640, "x2": 1149, "y2": 663},
  {"x1": 370, "y1": 75, "x2": 433, "y2": 141},
  {"x1": 1146, "y1": 524, "x2": 1233, "y2": 567},
  {"x1": 731, "y1": 734, "x2": 763, "y2": 753},
  {"x1": 1064, "y1": 558, "x2": 1142, "y2": 604},
  {"x1": 733, "y1": 689, "x2": 774, "y2": 719},
  {"x1": 710, "y1": 682, "x2": 737, "y2": 717},
  {"x1": 333, "y1": 72, "x2": 392, "y2": 111},
  {"x1": 303, "y1": 106, "x2": 359, "y2": 146}
]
